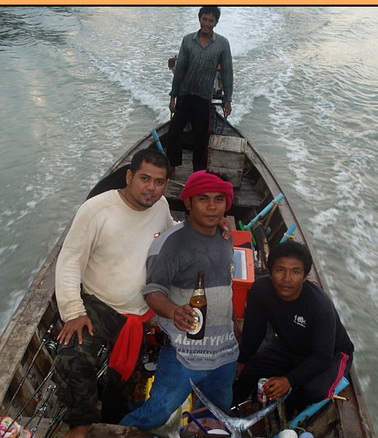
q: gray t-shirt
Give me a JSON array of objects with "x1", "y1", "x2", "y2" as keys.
[{"x1": 142, "y1": 221, "x2": 239, "y2": 370}]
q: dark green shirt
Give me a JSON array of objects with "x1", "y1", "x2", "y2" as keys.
[{"x1": 170, "y1": 30, "x2": 233, "y2": 102}]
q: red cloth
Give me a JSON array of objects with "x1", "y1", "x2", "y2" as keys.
[
  {"x1": 109, "y1": 309, "x2": 154, "y2": 381},
  {"x1": 179, "y1": 170, "x2": 234, "y2": 211}
]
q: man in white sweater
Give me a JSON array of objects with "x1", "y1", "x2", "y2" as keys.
[{"x1": 54, "y1": 148, "x2": 174, "y2": 438}]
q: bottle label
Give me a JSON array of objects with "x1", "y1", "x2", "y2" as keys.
[
  {"x1": 188, "y1": 308, "x2": 204, "y2": 335},
  {"x1": 193, "y1": 288, "x2": 205, "y2": 296}
]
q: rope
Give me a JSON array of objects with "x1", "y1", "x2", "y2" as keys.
[
  {"x1": 169, "y1": 179, "x2": 185, "y2": 187},
  {"x1": 332, "y1": 394, "x2": 347, "y2": 401},
  {"x1": 283, "y1": 232, "x2": 295, "y2": 240}
]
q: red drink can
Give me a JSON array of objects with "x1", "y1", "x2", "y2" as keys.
[{"x1": 257, "y1": 378, "x2": 268, "y2": 403}]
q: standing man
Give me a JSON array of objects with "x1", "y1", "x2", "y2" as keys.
[
  {"x1": 54, "y1": 148, "x2": 174, "y2": 438},
  {"x1": 233, "y1": 241, "x2": 354, "y2": 410},
  {"x1": 167, "y1": 6, "x2": 233, "y2": 175},
  {"x1": 120, "y1": 170, "x2": 239, "y2": 431}
]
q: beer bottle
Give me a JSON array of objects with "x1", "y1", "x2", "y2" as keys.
[{"x1": 187, "y1": 272, "x2": 207, "y2": 340}]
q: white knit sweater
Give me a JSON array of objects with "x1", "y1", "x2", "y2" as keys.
[{"x1": 55, "y1": 190, "x2": 175, "y2": 322}]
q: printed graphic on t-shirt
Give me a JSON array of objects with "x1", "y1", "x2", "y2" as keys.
[{"x1": 294, "y1": 314, "x2": 306, "y2": 328}]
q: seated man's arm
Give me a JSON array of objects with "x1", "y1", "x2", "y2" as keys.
[
  {"x1": 285, "y1": 309, "x2": 337, "y2": 389},
  {"x1": 55, "y1": 202, "x2": 97, "y2": 345},
  {"x1": 238, "y1": 284, "x2": 268, "y2": 363}
]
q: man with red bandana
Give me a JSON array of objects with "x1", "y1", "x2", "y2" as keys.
[
  {"x1": 233, "y1": 241, "x2": 354, "y2": 410},
  {"x1": 120, "y1": 170, "x2": 239, "y2": 431}
]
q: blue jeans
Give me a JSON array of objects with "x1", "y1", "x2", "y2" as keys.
[{"x1": 120, "y1": 346, "x2": 236, "y2": 429}]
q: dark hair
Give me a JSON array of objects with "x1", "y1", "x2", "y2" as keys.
[
  {"x1": 130, "y1": 148, "x2": 170, "y2": 178},
  {"x1": 267, "y1": 240, "x2": 313, "y2": 276},
  {"x1": 206, "y1": 169, "x2": 230, "y2": 182},
  {"x1": 198, "y1": 6, "x2": 221, "y2": 22}
]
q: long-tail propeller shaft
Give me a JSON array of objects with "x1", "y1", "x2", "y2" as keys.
[{"x1": 190, "y1": 379, "x2": 291, "y2": 438}]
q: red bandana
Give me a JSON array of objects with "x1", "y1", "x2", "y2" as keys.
[{"x1": 179, "y1": 170, "x2": 234, "y2": 211}]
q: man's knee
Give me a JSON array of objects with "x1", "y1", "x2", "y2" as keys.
[
  {"x1": 53, "y1": 336, "x2": 102, "y2": 407},
  {"x1": 299, "y1": 383, "x2": 327, "y2": 405},
  {"x1": 56, "y1": 334, "x2": 103, "y2": 371}
]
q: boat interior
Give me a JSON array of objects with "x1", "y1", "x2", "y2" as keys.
[{"x1": 0, "y1": 111, "x2": 374, "y2": 438}]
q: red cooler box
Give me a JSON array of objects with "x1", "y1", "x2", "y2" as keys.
[{"x1": 232, "y1": 231, "x2": 255, "y2": 318}]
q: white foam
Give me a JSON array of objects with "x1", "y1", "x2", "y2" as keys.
[
  {"x1": 26, "y1": 201, "x2": 37, "y2": 209},
  {"x1": 0, "y1": 245, "x2": 18, "y2": 256}
]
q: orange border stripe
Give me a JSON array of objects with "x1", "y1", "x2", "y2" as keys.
[{"x1": 2, "y1": 1, "x2": 378, "y2": 5}]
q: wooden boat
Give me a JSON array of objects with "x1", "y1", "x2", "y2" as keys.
[{"x1": 0, "y1": 109, "x2": 375, "y2": 438}]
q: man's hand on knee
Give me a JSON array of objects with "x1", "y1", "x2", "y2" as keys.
[{"x1": 58, "y1": 316, "x2": 94, "y2": 345}]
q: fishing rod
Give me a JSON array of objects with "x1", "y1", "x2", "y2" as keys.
[
  {"x1": 42, "y1": 405, "x2": 67, "y2": 438},
  {"x1": 1, "y1": 369, "x2": 55, "y2": 438},
  {"x1": 3, "y1": 315, "x2": 58, "y2": 417},
  {"x1": 23, "y1": 383, "x2": 57, "y2": 437}
]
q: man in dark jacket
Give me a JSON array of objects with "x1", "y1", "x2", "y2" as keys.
[{"x1": 233, "y1": 240, "x2": 354, "y2": 409}]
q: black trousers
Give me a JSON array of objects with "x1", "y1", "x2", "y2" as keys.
[
  {"x1": 233, "y1": 338, "x2": 353, "y2": 408},
  {"x1": 166, "y1": 94, "x2": 210, "y2": 171}
]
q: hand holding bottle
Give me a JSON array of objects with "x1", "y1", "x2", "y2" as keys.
[{"x1": 171, "y1": 304, "x2": 198, "y2": 332}]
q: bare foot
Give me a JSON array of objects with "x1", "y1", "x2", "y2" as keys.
[{"x1": 65, "y1": 425, "x2": 92, "y2": 438}]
